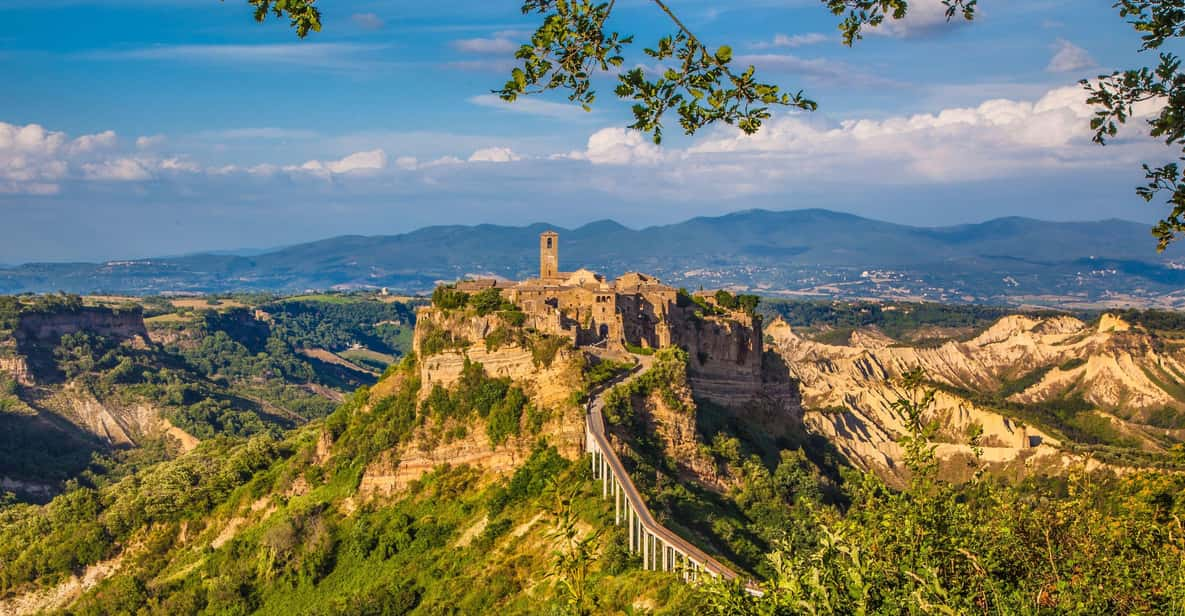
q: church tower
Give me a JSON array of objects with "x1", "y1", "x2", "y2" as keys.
[{"x1": 540, "y1": 231, "x2": 559, "y2": 279}]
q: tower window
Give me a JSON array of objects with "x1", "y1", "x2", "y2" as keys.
[{"x1": 547, "y1": 238, "x2": 553, "y2": 248}]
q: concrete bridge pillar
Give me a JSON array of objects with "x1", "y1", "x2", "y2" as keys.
[
  {"x1": 628, "y1": 506, "x2": 634, "y2": 551},
  {"x1": 642, "y1": 531, "x2": 650, "y2": 570},
  {"x1": 601, "y1": 456, "x2": 608, "y2": 497},
  {"x1": 614, "y1": 480, "x2": 620, "y2": 525}
]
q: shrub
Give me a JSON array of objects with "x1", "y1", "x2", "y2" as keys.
[
  {"x1": 418, "y1": 321, "x2": 469, "y2": 356},
  {"x1": 431, "y1": 285, "x2": 468, "y2": 310},
  {"x1": 499, "y1": 309, "x2": 527, "y2": 327},
  {"x1": 624, "y1": 343, "x2": 655, "y2": 356},
  {"x1": 470, "y1": 288, "x2": 507, "y2": 316},
  {"x1": 528, "y1": 334, "x2": 569, "y2": 367}
]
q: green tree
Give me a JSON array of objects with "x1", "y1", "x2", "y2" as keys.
[
  {"x1": 431, "y1": 285, "x2": 468, "y2": 310},
  {"x1": 470, "y1": 288, "x2": 507, "y2": 316},
  {"x1": 1085, "y1": 0, "x2": 1185, "y2": 250}
]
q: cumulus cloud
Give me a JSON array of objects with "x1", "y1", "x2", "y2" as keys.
[
  {"x1": 751, "y1": 33, "x2": 830, "y2": 49},
  {"x1": 468, "y1": 147, "x2": 521, "y2": 163},
  {"x1": 82, "y1": 158, "x2": 151, "y2": 181},
  {"x1": 577, "y1": 128, "x2": 663, "y2": 166},
  {"x1": 1047, "y1": 39, "x2": 1096, "y2": 73},
  {"x1": 295, "y1": 149, "x2": 387, "y2": 174},
  {"x1": 68, "y1": 130, "x2": 117, "y2": 154},
  {"x1": 684, "y1": 84, "x2": 1163, "y2": 185},
  {"x1": 0, "y1": 122, "x2": 95, "y2": 193}
]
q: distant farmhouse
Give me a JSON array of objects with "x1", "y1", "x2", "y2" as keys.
[{"x1": 457, "y1": 231, "x2": 746, "y2": 354}]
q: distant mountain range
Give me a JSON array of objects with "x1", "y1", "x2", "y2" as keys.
[{"x1": 3, "y1": 209, "x2": 1183, "y2": 308}]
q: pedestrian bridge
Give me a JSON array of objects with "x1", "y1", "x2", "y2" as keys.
[{"x1": 583, "y1": 359, "x2": 743, "y2": 585}]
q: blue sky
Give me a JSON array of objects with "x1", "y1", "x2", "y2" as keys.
[{"x1": 0, "y1": 0, "x2": 1177, "y2": 262}]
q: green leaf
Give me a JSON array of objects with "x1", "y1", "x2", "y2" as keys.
[{"x1": 715, "y1": 45, "x2": 733, "y2": 64}]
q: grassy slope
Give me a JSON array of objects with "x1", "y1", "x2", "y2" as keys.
[{"x1": 28, "y1": 422, "x2": 695, "y2": 615}]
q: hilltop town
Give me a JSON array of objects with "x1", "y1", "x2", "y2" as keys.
[{"x1": 456, "y1": 231, "x2": 761, "y2": 357}]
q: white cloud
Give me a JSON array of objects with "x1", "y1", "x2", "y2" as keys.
[
  {"x1": 752, "y1": 33, "x2": 830, "y2": 49},
  {"x1": 68, "y1": 130, "x2": 116, "y2": 154},
  {"x1": 579, "y1": 128, "x2": 663, "y2": 166},
  {"x1": 452, "y1": 36, "x2": 517, "y2": 54},
  {"x1": 0, "y1": 122, "x2": 70, "y2": 193},
  {"x1": 159, "y1": 157, "x2": 201, "y2": 173},
  {"x1": 136, "y1": 135, "x2": 166, "y2": 150},
  {"x1": 1047, "y1": 39, "x2": 1096, "y2": 74},
  {"x1": 468, "y1": 147, "x2": 521, "y2": 163},
  {"x1": 0, "y1": 122, "x2": 65, "y2": 156},
  {"x1": 351, "y1": 12, "x2": 384, "y2": 31},
  {"x1": 82, "y1": 158, "x2": 151, "y2": 181},
  {"x1": 294, "y1": 149, "x2": 388, "y2": 175}
]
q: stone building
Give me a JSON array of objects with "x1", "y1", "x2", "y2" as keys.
[{"x1": 457, "y1": 231, "x2": 680, "y2": 352}]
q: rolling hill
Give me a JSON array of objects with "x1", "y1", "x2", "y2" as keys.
[{"x1": 1, "y1": 209, "x2": 1182, "y2": 307}]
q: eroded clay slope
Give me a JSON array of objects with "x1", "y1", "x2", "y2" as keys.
[{"x1": 765, "y1": 313, "x2": 1185, "y2": 482}]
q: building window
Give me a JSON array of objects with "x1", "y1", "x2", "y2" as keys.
[{"x1": 547, "y1": 238, "x2": 553, "y2": 248}]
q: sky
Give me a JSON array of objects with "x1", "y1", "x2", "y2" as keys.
[{"x1": 0, "y1": 0, "x2": 1178, "y2": 262}]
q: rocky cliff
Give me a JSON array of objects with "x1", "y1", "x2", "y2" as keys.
[
  {"x1": 16, "y1": 307, "x2": 148, "y2": 346},
  {"x1": 669, "y1": 311, "x2": 764, "y2": 404},
  {"x1": 765, "y1": 313, "x2": 1184, "y2": 483}
]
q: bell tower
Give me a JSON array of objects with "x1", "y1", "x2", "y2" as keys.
[{"x1": 540, "y1": 231, "x2": 559, "y2": 279}]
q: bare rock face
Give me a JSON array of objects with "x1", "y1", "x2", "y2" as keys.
[
  {"x1": 765, "y1": 313, "x2": 1184, "y2": 484},
  {"x1": 669, "y1": 311, "x2": 764, "y2": 405},
  {"x1": 0, "y1": 356, "x2": 33, "y2": 386},
  {"x1": 40, "y1": 383, "x2": 193, "y2": 449},
  {"x1": 16, "y1": 308, "x2": 149, "y2": 347}
]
